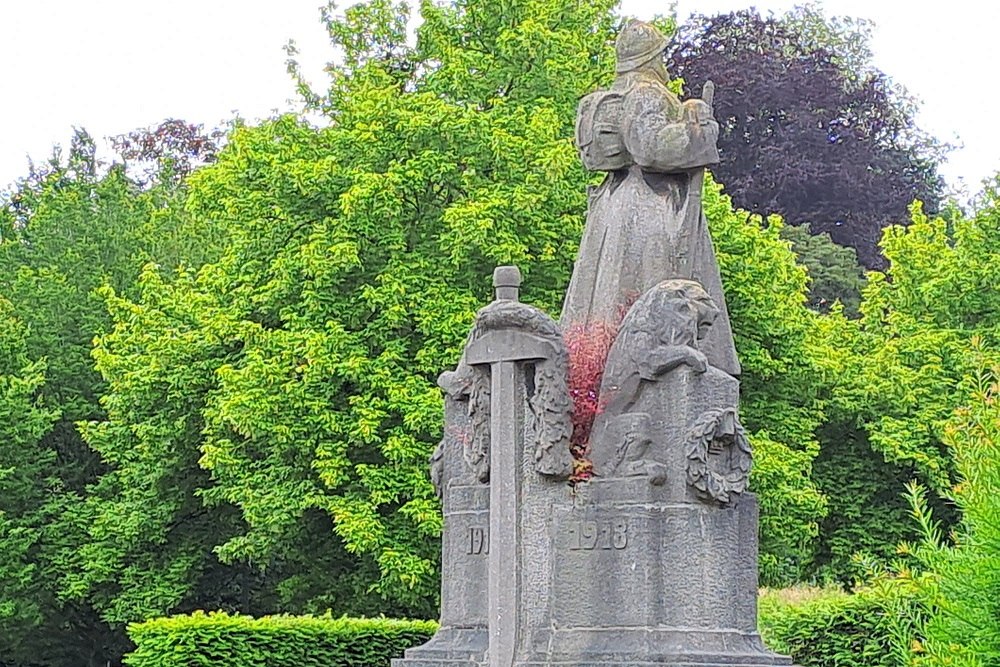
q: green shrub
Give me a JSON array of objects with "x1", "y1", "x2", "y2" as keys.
[
  {"x1": 125, "y1": 612, "x2": 436, "y2": 667},
  {"x1": 759, "y1": 587, "x2": 917, "y2": 667},
  {"x1": 129, "y1": 590, "x2": 921, "y2": 667},
  {"x1": 901, "y1": 357, "x2": 1000, "y2": 666}
]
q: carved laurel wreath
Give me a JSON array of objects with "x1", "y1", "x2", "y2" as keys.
[
  {"x1": 684, "y1": 408, "x2": 752, "y2": 504},
  {"x1": 467, "y1": 372, "x2": 492, "y2": 482}
]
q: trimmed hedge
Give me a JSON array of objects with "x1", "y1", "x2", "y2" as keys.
[
  {"x1": 759, "y1": 587, "x2": 916, "y2": 667},
  {"x1": 127, "y1": 588, "x2": 915, "y2": 667},
  {"x1": 125, "y1": 612, "x2": 436, "y2": 667}
]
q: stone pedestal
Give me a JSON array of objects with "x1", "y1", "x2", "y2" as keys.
[
  {"x1": 395, "y1": 266, "x2": 795, "y2": 667},
  {"x1": 398, "y1": 482, "x2": 489, "y2": 666},
  {"x1": 533, "y1": 486, "x2": 788, "y2": 666}
]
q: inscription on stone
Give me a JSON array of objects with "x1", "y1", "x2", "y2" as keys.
[
  {"x1": 566, "y1": 520, "x2": 628, "y2": 550},
  {"x1": 467, "y1": 526, "x2": 489, "y2": 555}
]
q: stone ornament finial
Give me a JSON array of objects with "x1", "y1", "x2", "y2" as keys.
[{"x1": 493, "y1": 265, "x2": 521, "y2": 301}]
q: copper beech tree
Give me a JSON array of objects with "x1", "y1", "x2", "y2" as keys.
[{"x1": 666, "y1": 8, "x2": 946, "y2": 269}]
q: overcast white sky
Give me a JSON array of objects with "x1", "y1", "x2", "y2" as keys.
[{"x1": 0, "y1": 1, "x2": 995, "y2": 198}]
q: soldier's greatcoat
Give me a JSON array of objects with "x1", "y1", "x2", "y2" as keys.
[{"x1": 563, "y1": 72, "x2": 740, "y2": 376}]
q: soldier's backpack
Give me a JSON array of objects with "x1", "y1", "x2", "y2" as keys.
[{"x1": 576, "y1": 88, "x2": 630, "y2": 171}]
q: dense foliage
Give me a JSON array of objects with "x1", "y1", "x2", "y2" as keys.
[
  {"x1": 73, "y1": 0, "x2": 615, "y2": 628},
  {"x1": 809, "y1": 424, "x2": 920, "y2": 583},
  {"x1": 899, "y1": 358, "x2": 1000, "y2": 666},
  {"x1": 0, "y1": 299, "x2": 59, "y2": 656},
  {"x1": 804, "y1": 178, "x2": 1000, "y2": 584},
  {"x1": 125, "y1": 613, "x2": 435, "y2": 667},
  {"x1": 666, "y1": 7, "x2": 945, "y2": 269},
  {"x1": 778, "y1": 224, "x2": 866, "y2": 316},
  {"x1": 0, "y1": 129, "x2": 225, "y2": 666},
  {"x1": 759, "y1": 586, "x2": 918, "y2": 667},
  {"x1": 0, "y1": 1, "x2": 998, "y2": 666},
  {"x1": 844, "y1": 196, "x2": 999, "y2": 490}
]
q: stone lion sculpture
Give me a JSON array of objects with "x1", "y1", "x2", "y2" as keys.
[
  {"x1": 599, "y1": 279, "x2": 720, "y2": 419},
  {"x1": 589, "y1": 279, "x2": 751, "y2": 503}
]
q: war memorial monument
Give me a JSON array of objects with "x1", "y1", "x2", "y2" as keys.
[{"x1": 394, "y1": 19, "x2": 795, "y2": 667}]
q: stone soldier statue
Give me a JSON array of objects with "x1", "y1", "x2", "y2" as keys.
[
  {"x1": 397, "y1": 20, "x2": 795, "y2": 667},
  {"x1": 563, "y1": 19, "x2": 740, "y2": 377}
]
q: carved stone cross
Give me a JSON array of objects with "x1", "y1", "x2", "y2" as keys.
[{"x1": 464, "y1": 266, "x2": 560, "y2": 667}]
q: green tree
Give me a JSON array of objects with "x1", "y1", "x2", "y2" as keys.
[
  {"x1": 74, "y1": 0, "x2": 621, "y2": 630},
  {"x1": 666, "y1": 5, "x2": 946, "y2": 269},
  {"x1": 810, "y1": 181, "x2": 1000, "y2": 583},
  {"x1": 809, "y1": 424, "x2": 920, "y2": 583},
  {"x1": 779, "y1": 223, "x2": 866, "y2": 317},
  {"x1": 902, "y1": 353, "x2": 1000, "y2": 666},
  {"x1": 0, "y1": 128, "x2": 227, "y2": 666},
  {"x1": 0, "y1": 299, "x2": 59, "y2": 665},
  {"x1": 843, "y1": 194, "x2": 999, "y2": 491},
  {"x1": 75, "y1": 3, "x2": 834, "y2": 634},
  {"x1": 704, "y1": 189, "x2": 830, "y2": 584}
]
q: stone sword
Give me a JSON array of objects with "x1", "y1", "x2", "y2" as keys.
[{"x1": 465, "y1": 266, "x2": 560, "y2": 667}]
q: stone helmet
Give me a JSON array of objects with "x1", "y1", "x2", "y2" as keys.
[{"x1": 615, "y1": 20, "x2": 669, "y2": 73}]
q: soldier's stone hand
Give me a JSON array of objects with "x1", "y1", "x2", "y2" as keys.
[{"x1": 682, "y1": 98, "x2": 714, "y2": 125}]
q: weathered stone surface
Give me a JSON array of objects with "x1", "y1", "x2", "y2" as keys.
[
  {"x1": 399, "y1": 274, "x2": 788, "y2": 667},
  {"x1": 539, "y1": 487, "x2": 783, "y2": 665},
  {"x1": 400, "y1": 18, "x2": 793, "y2": 667},
  {"x1": 465, "y1": 300, "x2": 575, "y2": 483},
  {"x1": 395, "y1": 268, "x2": 571, "y2": 667},
  {"x1": 590, "y1": 280, "x2": 751, "y2": 506},
  {"x1": 463, "y1": 271, "x2": 571, "y2": 667},
  {"x1": 401, "y1": 367, "x2": 489, "y2": 667},
  {"x1": 546, "y1": 276, "x2": 787, "y2": 664},
  {"x1": 565, "y1": 19, "x2": 739, "y2": 377}
]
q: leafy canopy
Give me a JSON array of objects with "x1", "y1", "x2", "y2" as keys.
[
  {"x1": 72, "y1": 0, "x2": 837, "y2": 629},
  {"x1": 0, "y1": 125, "x2": 228, "y2": 666}
]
